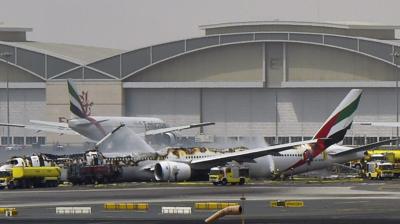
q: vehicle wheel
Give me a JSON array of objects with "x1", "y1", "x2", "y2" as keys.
[
  {"x1": 51, "y1": 181, "x2": 58, "y2": 187},
  {"x1": 221, "y1": 179, "x2": 228, "y2": 186},
  {"x1": 7, "y1": 181, "x2": 15, "y2": 189},
  {"x1": 239, "y1": 178, "x2": 245, "y2": 185},
  {"x1": 368, "y1": 174, "x2": 372, "y2": 180},
  {"x1": 212, "y1": 182, "x2": 219, "y2": 186}
]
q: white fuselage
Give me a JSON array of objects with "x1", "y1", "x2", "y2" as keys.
[
  {"x1": 245, "y1": 145, "x2": 364, "y2": 178},
  {"x1": 123, "y1": 144, "x2": 365, "y2": 181},
  {"x1": 68, "y1": 116, "x2": 167, "y2": 141}
]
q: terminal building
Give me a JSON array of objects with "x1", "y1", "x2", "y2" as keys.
[{"x1": 1, "y1": 21, "x2": 400, "y2": 146}]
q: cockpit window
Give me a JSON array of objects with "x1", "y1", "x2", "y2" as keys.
[{"x1": 9, "y1": 160, "x2": 19, "y2": 165}]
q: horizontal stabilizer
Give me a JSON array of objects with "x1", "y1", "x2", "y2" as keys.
[
  {"x1": 0, "y1": 123, "x2": 26, "y2": 128},
  {"x1": 30, "y1": 120, "x2": 69, "y2": 128},
  {"x1": 71, "y1": 119, "x2": 108, "y2": 126},
  {"x1": 330, "y1": 138, "x2": 398, "y2": 156},
  {"x1": 0, "y1": 121, "x2": 77, "y2": 135}
]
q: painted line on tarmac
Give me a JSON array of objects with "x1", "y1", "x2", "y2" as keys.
[
  {"x1": 0, "y1": 186, "x2": 220, "y2": 194},
  {"x1": 2, "y1": 185, "x2": 399, "y2": 197},
  {"x1": 0, "y1": 185, "x2": 338, "y2": 194},
  {"x1": 2, "y1": 195, "x2": 400, "y2": 208}
]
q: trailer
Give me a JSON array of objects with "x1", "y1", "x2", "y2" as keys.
[{"x1": 67, "y1": 164, "x2": 121, "y2": 185}]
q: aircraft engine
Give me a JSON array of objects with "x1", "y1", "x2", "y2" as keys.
[
  {"x1": 154, "y1": 161, "x2": 191, "y2": 181},
  {"x1": 152, "y1": 132, "x2": 177, "y2": 145},
  {"x1": 163, "y1": 132, "x2": 177, "y2": 145}
]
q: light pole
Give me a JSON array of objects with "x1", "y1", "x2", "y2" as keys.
[
  {"x1": 0, "y1": 51, "x2": 12, "y2": 146},
  {"x1": 392, "y1": 50, "x2": 400, "y2": 148},
  {"x1": 397, "y1": 59, "x2": 399, "y2": 148}
]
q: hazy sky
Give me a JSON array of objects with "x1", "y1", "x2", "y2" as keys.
[{"x1": 1, "y1": 0, "x2": 400, "y2": 50}]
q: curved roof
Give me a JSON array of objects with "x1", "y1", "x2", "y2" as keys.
[
  {"x1": 106, "y1": 31, "x2": 400, "y2": 81},
  {"x1": 1, "y1": 24, "x2": 400, "y2": 81}
]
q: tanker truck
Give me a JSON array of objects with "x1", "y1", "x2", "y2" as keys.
[{"x1": 0, "y1": 155, "x2": 61, "y2": 189}]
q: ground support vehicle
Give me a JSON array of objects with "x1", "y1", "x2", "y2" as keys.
[
  {"x1": 209, "y1": 165, "x2": 249, "y2": 186},
  {"x1": 0, "y1": 166, "x2": 60, "y2": 189},
  {"x1": 365, "y1": 161, "x2": 394, "y2": 180},
  {"x1": 67, "y1": 164, "x2": 121, "y2": 185}
]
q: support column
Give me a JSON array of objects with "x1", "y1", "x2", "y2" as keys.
[{"x1": 199, "y1": 88, "x2": 204, "y2": 134}]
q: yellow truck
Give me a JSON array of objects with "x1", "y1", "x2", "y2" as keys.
[
  {"x1": 364, "y1": 150, "x2": 400, "y2": 178},
  {"x1": 366, "y1": 150, "x2": 400, "y2": 162},
  {"x1": 209, "y1": 165, "x2": 250, "y2": 186},
  {"x1": 0, "y1": 166, "x2": 61, "y2": 189},
  {"x1": 365, "y1": 161, "x2": 394, "y2": 180}
]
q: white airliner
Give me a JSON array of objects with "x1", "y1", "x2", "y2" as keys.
[
  {"x1": 95, "y1": 89, "x2": 391, "y2": 181},
  {"x1": 0, "y1": 80, "x2": 214, "y2": 144},
  {"x1": 2, "y1": 88, "x2": 392, "y2": 181}
]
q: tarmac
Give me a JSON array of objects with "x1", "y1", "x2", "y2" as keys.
[{"x1": 1, "y1": 180, "x2": 400, "y2": 223}]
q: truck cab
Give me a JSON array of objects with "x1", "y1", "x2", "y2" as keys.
[{"x1": 209, "y1": 165, "x2": 249, "y2": 186}]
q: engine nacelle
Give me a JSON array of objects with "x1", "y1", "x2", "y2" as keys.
[
  {"x1": 163, "y1": 132, "x2": 177, "y2": 145},
  {"x1": 151, "y1": 132, "x2": 177, "y2": 145},
  {"x1": 154, "y1": 161, "x2": 191, "y2": 181}
]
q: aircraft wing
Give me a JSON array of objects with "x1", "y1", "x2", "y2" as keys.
[
  {"x1": 329, "y1": 138, "x2": 398, "y2": 157},
  {"x1": 354, "y1": 121, "x2": 400, "y2": 127},
  {"x1": 189, "y1": 139, "x2": 318, "y2": 169},
  {"x1": 0, "y1": 121, "x2": 78, "y2": 135},
  {"x1": 143, "y1": 122, "x2": 215, "y2": 136}
]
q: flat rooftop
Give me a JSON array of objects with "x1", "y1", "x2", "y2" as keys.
[
  {"x1": 200, "y1": 21, "x2": 400, "y2": 40},
  {"x1": 11, "y1": 41, "x2": 123, "y2": 64},
  {"x1": 199, "y1": 21, "x2": 400, "y2": 30}
]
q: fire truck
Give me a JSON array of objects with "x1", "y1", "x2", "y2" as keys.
[{"x1": 209, "y1": 165, "x2": 250, "y2": 186}]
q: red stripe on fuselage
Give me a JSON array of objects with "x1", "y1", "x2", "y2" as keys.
[
  {"x1": 284, "y1": 139, "x2": 327, "y2": 171},
  {"x1": 284, "y1": 113, "x2": 338, "y2": 171}
]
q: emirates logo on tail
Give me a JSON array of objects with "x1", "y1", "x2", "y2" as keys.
[
  {"x1": 68, "y1": 79, "x2": 94, "y2": 119},
  {"x1": 79, "y1": 91, "x2": 93, "y2": 117}
]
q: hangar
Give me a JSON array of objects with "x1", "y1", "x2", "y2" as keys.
[{"x1": 1, "y1": 21, "x2": 400, "y2": 146}]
